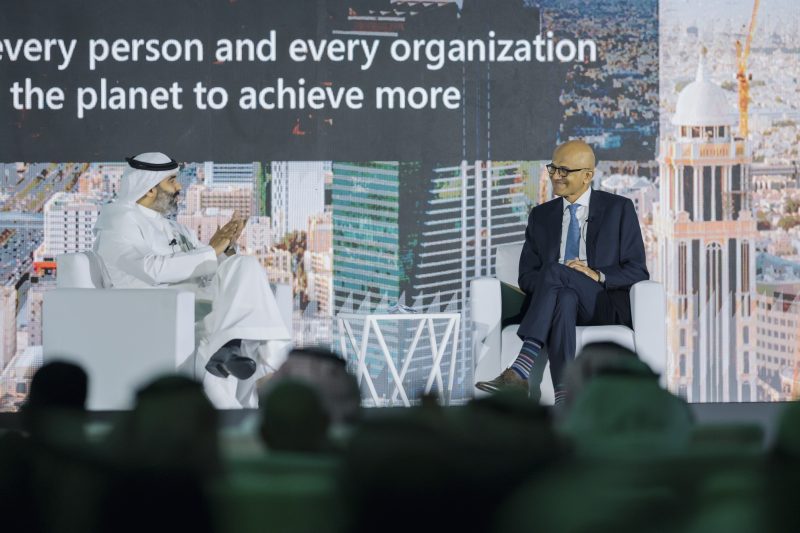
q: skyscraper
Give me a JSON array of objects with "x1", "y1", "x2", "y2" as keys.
[
  {"x1": 332, "y1": 161, "x2": 408, "y2": 403},
  {"x1": 412, "y1": 161, "x2": 529, "y2": 307},
  {"x1": 654, "y1": 49, "x2": 757, "y2": 402},
  {"x1": 38, "y1": 192, "x2": 101, "y2": 260},
  {"x1": 271, "y1": 162, "x2": 328, "y2": 238},
  {"x1": 332, "y1": 161, "x2": 403, "y2": 312},
  {"x1": 203, "y1": 162, "x2": 257, "y2": 187}
]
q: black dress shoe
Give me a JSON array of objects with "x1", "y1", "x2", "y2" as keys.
[
  {"x1": 205, "y1": 360, "x2": 230, "y2": 378},
  {"x1": 205, "y1": 344, "x2": 234, "y2": 378},
  {"x1": 204, "y1": 340, "x2": 257, "y2": 380},
  {"x1": 223, "y1": 355, "x2": 257, "y2": 380}
]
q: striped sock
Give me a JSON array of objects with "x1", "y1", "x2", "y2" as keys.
[
  {"x1": 510, "y1": 338, "x2": 542, "y2": 380},
  {"x1": 554, "y1": 384, "x2": 568, "y2": 406}
]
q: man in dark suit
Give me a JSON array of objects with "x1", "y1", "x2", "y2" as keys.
[{"x1": 475, "y1": 140, "x2": 649, "y2": 404}]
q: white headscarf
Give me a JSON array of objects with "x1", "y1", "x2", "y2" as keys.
[{"x1": 117, "y1": 152, "x2": 180, "y2": 204}]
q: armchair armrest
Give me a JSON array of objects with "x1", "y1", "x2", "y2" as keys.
[
  {"x1": 630, "y1": 280, "x2": 667, "y2": 381},
  {"x1": 470, "y1": 277, "x2": 503, "y2": 382},
  {"x1": 43, "y1": 288, "x2": 195, "y2": 409}
]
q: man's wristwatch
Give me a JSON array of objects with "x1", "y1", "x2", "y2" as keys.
[{"x1": 224, "y1": 242, "x2": 239, "y2": 255}]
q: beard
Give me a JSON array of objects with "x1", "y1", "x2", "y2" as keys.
[{"x1": 151, "y1": 187, "x2": 180, "y2": 217}]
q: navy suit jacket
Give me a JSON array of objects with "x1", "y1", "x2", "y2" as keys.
[{"x1": 517, "y1": 188, "x2": 649, "y2": 326}]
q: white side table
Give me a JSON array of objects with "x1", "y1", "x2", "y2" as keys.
[{"x1": 336, "y1": 312, "x2": 461, "y2": 406}]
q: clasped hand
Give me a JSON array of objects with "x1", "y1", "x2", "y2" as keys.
[
  {"x1": 209, "y1": 211, "x2": 247, "y2": 255},
  {"x1": 565, "y1": 259, "x2": 600, "y2": 283}
]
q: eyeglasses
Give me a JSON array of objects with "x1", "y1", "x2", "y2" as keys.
[{"x1": 546, "y1": 163, "x2": 591, "y2": 178}]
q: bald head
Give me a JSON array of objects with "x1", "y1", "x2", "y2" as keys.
[
  {"x1": 549, "y1": 140, "x2": 596, "y2": 203},
  {"x1": 553, "y1": 140, "x2": 596, "y2": 170}
]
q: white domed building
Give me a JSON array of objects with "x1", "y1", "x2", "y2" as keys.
[
  {"x1": 653, "y1": 47, "x2": 757, "y2": 403},
  {"x1": 671, "y1": 49, "x2": 737, "y2": 132}
]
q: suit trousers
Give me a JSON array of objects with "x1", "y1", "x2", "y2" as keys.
[{"x1": 517, "y1": 262, "x2": 618, "y2": 387}]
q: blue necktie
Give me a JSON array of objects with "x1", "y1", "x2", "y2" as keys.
[{"x1": 564, "y1": 204, "x2": 580, "y2": 261}]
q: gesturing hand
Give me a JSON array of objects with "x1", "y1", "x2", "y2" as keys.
[
  {"x1": 230, "y1": 211, "x2": 248, "y2": 243},
  {"x1": 209, "y1": 217, "x2": 241, "y2": 255},
  {"x1": 566, "y1": 259, "x2": 600, "y2": 283}
]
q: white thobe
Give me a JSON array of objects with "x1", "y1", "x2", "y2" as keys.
[{"x1": 92, "y1": 202, "x2": 291, "y2": 408}]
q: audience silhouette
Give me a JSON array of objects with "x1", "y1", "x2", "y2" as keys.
[{"x1": 0, "y1": 345, "x2": 793, "y2": 532}]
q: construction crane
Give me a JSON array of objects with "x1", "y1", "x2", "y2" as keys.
[{"x1": 735, "y1": 0, "x2": 759, "y2": 138}]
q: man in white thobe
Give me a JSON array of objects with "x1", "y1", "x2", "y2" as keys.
[{"x1": 93, "y1": 152, "x2": 291, "y2": 408}]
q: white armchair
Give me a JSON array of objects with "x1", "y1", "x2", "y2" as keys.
[
  {"x1": 471, "y1": 243, "x2": 666, "y2": 405},
  {"x1": 43, "y1": 251, "x2": 293, "y2": 410}
]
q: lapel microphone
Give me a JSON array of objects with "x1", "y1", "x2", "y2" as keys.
[{"x1": 168, "y1": 238, "x2": 178, "y2": 246}]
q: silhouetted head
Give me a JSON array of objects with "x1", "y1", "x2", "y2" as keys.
[
  {"x1": 25, "y1": 361, "x2": 88, "y2": 411},
  {"x1": 20, "y1": 361, "x2": 88, "y2": 443},
  {"x1": 266, "y1": 347, "x2": 361, "y2": 425},
  {"x1": 124, "y1": 375, "x2": 220, "y2": 475},
  {"x1": 259, "y1": 380, "x2": 330, "y2": 453}
]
